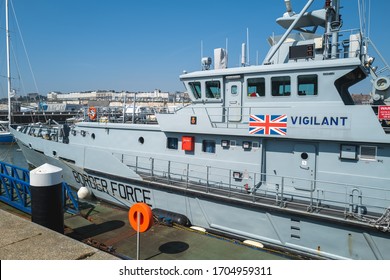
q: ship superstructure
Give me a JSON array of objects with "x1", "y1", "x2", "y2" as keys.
[{"x1": 11, "y1": 0, "x2": 390, "y2": 259}]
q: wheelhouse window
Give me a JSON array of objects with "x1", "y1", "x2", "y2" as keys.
[
  {"x1": 167, "y1": 137, "x2": 178, "y2": 150},
  {"x1": 247, "y1": 77, "x2": 265, "y2": 97},
  {"x1": 271, "y1": 76, "x2": 291, "y2": 96},
  {"x1": 202, "y1": 140, "x2": 216, "y2": 153},
  {"x1": 298, "y1": 75, "x2": 318, "y2": 96},
  {"x1": 205, "y1": 81, "x2": 221, "y2": 99},
  {"x1": 189, "y1": 82, "x2": 201, "y2": 99}
]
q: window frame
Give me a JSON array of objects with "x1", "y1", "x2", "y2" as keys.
[
  {"x1": 297, "y1": 74, "x2": 318, "y2": 96},
  {"x1": 271, "y1": 76, "x2": 291, "y2": 97},
  {"x1": 188, "y1": 81, "x2": 202, "y2": 99},
  {"x1": 231, "y1": 85, "x2": 238, "y2": 95},
  {"x1": 205, "y1": 80, "x2": 221, "y2": 99},
  {"x1": 247, "y1": 77, "x2": 266, "y2": 98},
  {"x1": 202, "y1": 139, "x2": 216, "y2": 153},
  {"x1": 166, "y1": 137, "x2": 179, "y2": 150}
]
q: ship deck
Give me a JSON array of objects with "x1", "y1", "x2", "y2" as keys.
[{"x1": 131, "y1": 170, "x2": 385, "y2": 230}]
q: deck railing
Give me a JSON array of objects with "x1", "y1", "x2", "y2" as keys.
[{"x1": 114, "y1": 152, "x2": 390, "y2": 229}]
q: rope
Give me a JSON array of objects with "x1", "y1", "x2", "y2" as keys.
[
  {"x1": 9, "y1": 0, "x2": 48, "y2": 124},
  {"x1": 372, "y1": 207, "x2": 390, "y2": 232},
  {"x1": 352, "y1": 207, "x2": 390, "y2": 232},
  {"x1": 10, "y1": 1, "x2": 40, "y2": 95}
]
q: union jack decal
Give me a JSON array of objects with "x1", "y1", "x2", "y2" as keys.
[{"x1": 249, "y1": 114, "x2": 287, "y2": 135}]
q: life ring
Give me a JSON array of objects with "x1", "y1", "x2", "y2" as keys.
[
  {"x1": 128, "y1": 202, "x2": 153, "y2": 232},
  {"x1": 88, "y1": 106, "x2": 97, "y2": 120}
]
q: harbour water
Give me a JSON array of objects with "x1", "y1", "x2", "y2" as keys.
[{"x1": 0, "y1": 143, "x2": 28, "y2": 169}]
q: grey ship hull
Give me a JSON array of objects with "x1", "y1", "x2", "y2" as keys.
[
  {"x1": 12, "y1": 124, "x2": 390, "y2": 260},
  {"x1": 11, "y1": 0, "x2": 390, "y2": 260}
]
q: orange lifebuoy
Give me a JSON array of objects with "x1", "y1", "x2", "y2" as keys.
[
  {"x1": 88, "y1": 106, "x2": 97, "y2": 120},
  {"x1": 128, "y1": 202, "x2": 153, "y2": 232}
]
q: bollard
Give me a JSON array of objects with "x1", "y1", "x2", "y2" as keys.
[{"x1": 30, "y1": 163, "x2": 64, "y2": 234}]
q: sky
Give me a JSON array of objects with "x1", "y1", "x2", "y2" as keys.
[{"x1": 0, "y1": 0, "x2": 389, "y2": 97}]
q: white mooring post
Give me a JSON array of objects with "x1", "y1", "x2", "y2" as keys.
[{"x1": 30, "y1": 163, "x2": 64, "y2": 234}]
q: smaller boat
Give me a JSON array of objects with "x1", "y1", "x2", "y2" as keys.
[{"x1": 0, "y1": 120, "x2": 14, "y2": 143}]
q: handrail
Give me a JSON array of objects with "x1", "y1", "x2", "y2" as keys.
[
  {"x1": 0, "y1": 168, "x2": 31, "y2": 214},
  {"x1": 0, "y1": 161, "x2": 79, "y2": 215},
  {"x1": 62, "y1": 182, "x2": 79, "y2": 215},
  {"x1": 114, "y1": 153, "x2": 390, "y2": 224}
]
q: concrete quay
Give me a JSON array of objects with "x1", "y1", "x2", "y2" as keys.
[
  {"x1": 0, "y1": 209, "x2": 119, "y2": 260},
  {"x1": 0, "y1": 199, "x2": 300, "y2": 260}
]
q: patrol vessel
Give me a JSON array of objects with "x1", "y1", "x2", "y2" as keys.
[{"x1": 11, "y1": 0, "x2": 390, "y2": 259}]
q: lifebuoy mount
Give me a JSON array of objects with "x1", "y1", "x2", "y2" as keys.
[
  {"x1": 128, "y1": 202, "x2": 153, "y2": 232},
  {"x1": 88, "y1": 106, "x2": 97, "y2": 120}
]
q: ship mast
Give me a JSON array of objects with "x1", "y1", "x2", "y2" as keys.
[
  {"x1": 265, "y1": 0, "x2": 315, "y2": 63},
  {"x1": 5, "y1": 0, "x2": 11, "y2": 126}
]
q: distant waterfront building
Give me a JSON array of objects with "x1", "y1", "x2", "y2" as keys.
[
  {"x1": 47, "y1": 91, "x2": 97, "y2": 102},
  {"x1": 27, "y1": 93, "x2": 39, "y2": 101},
  {"x1": 47, "y1": 89, "x2": 172, "y2": 103}
]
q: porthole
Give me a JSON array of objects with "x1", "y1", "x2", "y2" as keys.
[
  {"x1": 301, "y1": 152, "x2": 309, "y2": 160},
  {"x1": 138, "y1": 137, "x2": 144, "y2": 144},
  {"x1": 53, "y1": 151, "x2": 57, "y2": 156},
  {"x1": 91, "y1": 133, "x2": 95, "y2": 140}
]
